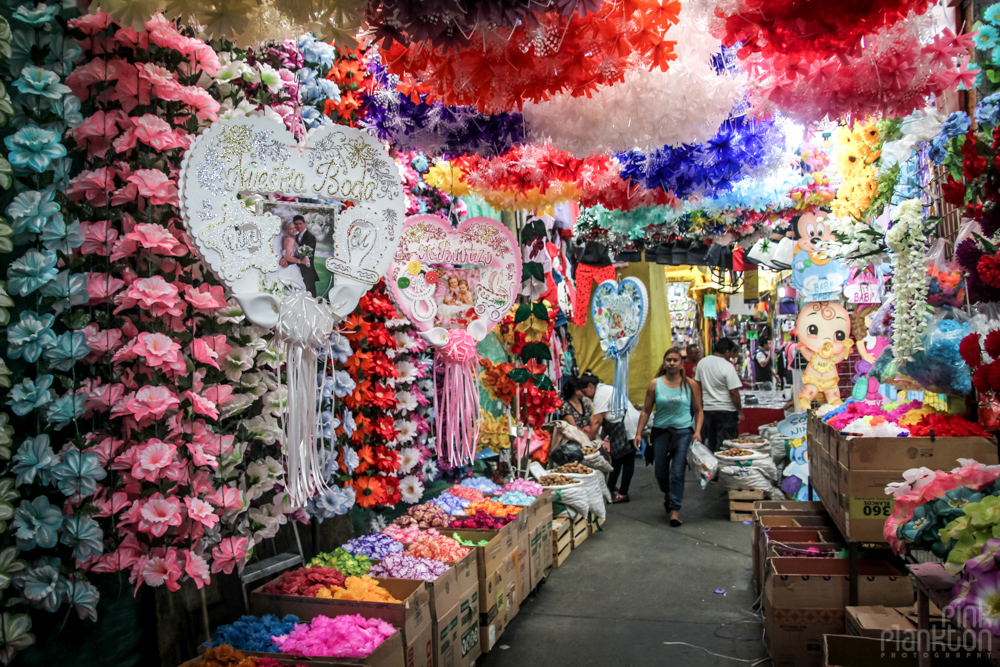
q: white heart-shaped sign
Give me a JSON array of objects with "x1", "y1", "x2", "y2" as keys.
[
  {"x1": 387, "y1": 215, "x2": 522, "y2": 346},
  {"x1": 179, "y1": 116, "x2": 404, "y2": 327},
  {"x1": 592, "y1": 277, "x2": 648, "y2": 358}
]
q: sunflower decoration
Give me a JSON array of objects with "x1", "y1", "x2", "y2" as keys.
[
  {"x1": 832, "y1": 121, "x2": 881, "y2": 221},
  {"x1": 478, "y1": 410, "x2": 511, "y2": 451}
]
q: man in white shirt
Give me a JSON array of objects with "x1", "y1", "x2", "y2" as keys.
[
  {"x1": 583, "y1": 372, "x2": 640, "y2": 503},
  {"x1": 694, "y1": 338, "x2": 745, "y2": 452}
]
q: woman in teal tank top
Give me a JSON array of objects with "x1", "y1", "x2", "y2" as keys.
[{"x1": 635, "y1": 347, "x2": 704, "y2": 526}]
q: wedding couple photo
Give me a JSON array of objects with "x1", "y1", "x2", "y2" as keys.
[{"x1": 271, "y1": 211, "x2": 322, "y2": 297}]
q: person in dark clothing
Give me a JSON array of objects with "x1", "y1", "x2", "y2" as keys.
[
  {"x1": 754, "y1": 337, "x2": 774, "y2": 391},
  {"x1": 293, "y1": 215, "x2": 319, "y2": 296}
]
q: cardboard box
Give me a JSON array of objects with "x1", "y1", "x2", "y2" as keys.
[
  {"x1": 752, "y1": 509, "x2": 833, "y2": 594},
  {"x1": 433, "y1": 581, "x2": 480, "y2": 667},
  {"x1": 450, "y1": 530, "x2": 505, "y2": 582},
  {"x1": 404, "y1": 621, "x2": 433, "y2": 667},
  {"x1": 527, "y1": 491, "x2": 554, "y2": 533},
  {"x1": 513, "y1": 512, "x2": 531, "y2": 603},
  {"x1": 529, "y1": 521, "x2": 552, "y2": 590},
  {"x1": 754, "y1": 527, "x2": 841, "y2": 594},
  {"x1": 479, "y1": 554, "x2": 517, "y2": 654},
  {"x1": 753, "y1": 501, "x2": 827, "y2": 511},
  {"x1": 823, "y1": 634, "x2": 993, "y2": 667},
  {"x1": 251, "y1": 578, "x2": 431, "y2": 650},
  {"x1": 426, "y1": 550, "x2": 477, "y2": 621},
  {"x1": 764, "y1": 558, "x2": 914, "y2": 667},
  {"x1": 239, "y1": 631, "x2": 405, "y2": 667}
]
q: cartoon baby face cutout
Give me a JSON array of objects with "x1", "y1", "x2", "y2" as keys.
[
  {"x1": 794, "y1": 209, "x2": 833, "y2": 256},
  {"x1": 795, "y1": 301, "x2": 854, "y2": 409}
]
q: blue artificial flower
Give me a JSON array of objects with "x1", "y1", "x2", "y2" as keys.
[
  {"x1": 976, "y1": 92, "x2": 1000, "y2": 127},
  {"x1": 4, "y1": 126, "x2": 67, "y2": 174},
  {"x1": 332, "y1": 369, "x2": 355, "y2": 398},
  {"x1": 316, "y1": 78, "x2": 340, "y2": 102},
  {"x1": 929, "y1": 137, "x2": 948, "y2": 166},
  {"x1": 12, "y1": 497, "x2": 62, "y2": 551},
  {"x1": 59, "y1": 514, "x2": 103, "y2": 561},
  {"x1": 7, "y1": 310, "x2": 56, "y2": 363},
  {"x1": 319, "y1": 411, "x2": 340, "y2": 441},
  {"x1": 341, "y1": 408, "x2": 356, "y2": 438},
  {"x1": 411, "y1": 153, "x2": 429, "y2": 172},
  {"x1": 51, "y1": 450, "x2": 106, "y2": 498},
  {"x1": 298, "y1": 35, "x2": 336, "y2": 69},
  {"x1": 898, "y1": 503, "x2": 944, "y2": 547},
  {"x1": 8, "y1": 375, "x2": 54, "y2": 417},
  {"x1": 39, "y1": 32, "x2": 81, "y2": 78},
  {"x1": 329, "y1": 331, "x2": 352, "y2": 363},
  {"x1": 12, "y1": 3, "x2": 57, "y2": 24},
  {"x1": 13, "y1": 67, "x2": 71, "y2": 100},
  {"x1": 306, "y1": 484, "x2": 355, "y2": 519},
  {"x1": 6, "y1": 189, "x2": 59, "y2": 236},
  {"x1": 341, "y1": 445, "x2": 359, "y2": 475},
  {"x1": 207, "y1": 614, "x2": 300, "y2": 652},
  {"x1": 46, "y1": 391, "x2": 86, "y2": 430},
  {"x1": 18, "y1": 560, "x2": 63, "y2": 613},
  {"x1": 40, "y1": 216, "x2": 84, "y2": 255},
  {"x1": 301, "y1": 106, "x2": 326, "y2": 130},
  {"x1": 295, "y1": 67, "x2": 317, "y2": 88},
  {"x1": 933, "y1": 487, "x2": 984, "y2": 521},
  {"x1": 987, "y1": 3, "x2": 1000, "y2": 24},
  {"x1": 941, "y1": 111, "x2": 972, "y2": 138},
  {"x1": 43, "y1": 331, "x2": 89, "y2": 372},
  {"x1": 39, "y1": 271, "x2": 89, "y2": 314},
  {"x1": 977, "y1": 25, "x2": 1000, "y2": 50},
  {"x1": 7, "y1": 29, "x2": 37, "y2": 75},
  {"x1": 8, "y1": 249, "x2": 58, "y2": 296},
  {"x1": 11, "y1": 434, "x2": 56, "y2": 487},
  {"x1": 50, "y1": 94, "x2": 82, "y2": 130},
  {"x1": 59, "y1": 578, "x2": 99, "y2": 622}
]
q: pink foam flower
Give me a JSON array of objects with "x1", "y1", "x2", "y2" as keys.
[
  {"x1": 79, "y1": 222, "x2": 118, "y2": 257},
  {"x1": 126, "y1": 222, "x2": 186, "y2": 255},
  {"x1": 131, "y1": 114, "x2": 191, "y2": 152},
  {"x1": 138, "y1": 493, "x2": 182, "y2": 537},
  {"x1": 190, "y1": 335, "x2": 232, "y2": 370},
  {"x1": 203, "y1": 385, "x2": 234, "y2": 406},
  {"x1": 70, "y1": 110, "x2": 126, "y2": 158},
  {"x1": 145, "y1": 14, "x2": 190, "y2": 53},
  {"x1": 126, "y1": 386, "x2": 180, "y2": 421},
  {"x1": 116, "y1": 276, "x2": 183, "y2": 317},
  {"x1": 205, "y1": 486, "x2": 242, "y2": 512},
  {"x1": 82, "y1": 323, "x2": 123, "y2": 354},
  {"x1": 188, "y1": 43, "x2": 221, "y2": 76},
  {"x1": 66, "y1": 167, "x2": 117, "y2": 207},
  {"x1": 192, "y1": 421, "x2": 235, "y2": 457},
  {"x1": 184, "y1": 391, "x2": 219, "y2": 420},
  {"x1": 183, "y1": 551, "x2": 211, "y2": 589},
  {"x1": 85, "y1": 382, "x2": 125, "y2": 414},
  {"x1": 115, "y1": 24, "x2": 149, "y2": 50},
  {"x1": 109, "y1": 59, "x2": 148, "y2": 111},
  {"x1": 211, "y1": 537, "x2": 249, "y2": 574},
  {"x1": 131, "y1": 438, "x2": 177, "y2": 481},
  {"x1": 133, "y1": 332, "x2": 183, "y2": 371},
  {"x1": 85, "y1": 272, "x2": 125, "y2": 304},
  {"x1": 142, "y1": 548, "x2": 183, "y2": 591},
  {"x1": 126, "y1": 169, "x2": 178, "y2": 206},
  {"x1": 184, "y1": 497, "x2": 219, "y2": 529},
  {"x1": 183, "y1": 284, "x2": 227, "y2": 311},
  {"x1": 175, "y1": 86, "x2": 221, "y2": 121},
  {"x1": 65, "y1": 58, "x2": 109, "y2": 100},
  {"x1": 68, "y1": 11, "x2": 112, "y2": 35},
  {"x1": 185, "y1": 441, "x2": 218, "y2": 469}
]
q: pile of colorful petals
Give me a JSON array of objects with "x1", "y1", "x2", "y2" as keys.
[
  {"x1": 459, "y1": 477, "x2": 502, "y2": 494},
  {"x1": 262, "y1": 566, "x2": 346, "y2": 597},
  {"x1": 497, "y1": 490, "x2": 535, "y2": 506},
  {"x1": 502, "y1": 479, "x2": 544, "y2": 496},
  {"x1": 315, "y1": 576, "x2": 397, "y2": 602},
  {"x1": 407, "y1": 530, "x2": 471, "y2": 562},
  {"x1": 191, "y1": 645, "x2": 280, "y2": 667},
  {"x1": 381, "y1": 523, "x2": 423, "y2": 543},
  {"x1": 468, "y1": 499, "x2": 521, "y2": 518},
  {"x1": 309, "y1": 548, "x2": 372, "y2": 576},
  {"x1": 206, "y1": 615, "x2": 300, "y2": 653},
  {"x1": 342, "y1": 534, "x2": 406, "y2": 559},
  {"x1": 396, "y1": 502, "x2": 451, "y2": 529},
  {"x1": 273, "y1": 614, "x2": 396, "y2": 658},
  {"x1": 445, "y1": 486, "x2": 486, "y2": 502},
  {"x1": 449, "y1": 510, "x2": 515, "y2": 530},
  {"x1": 369, "y1": 553, "x2": 451, "y2": 582},
  {"x1": 430, "y1": 493, "x2": 472, "y2": 515}
]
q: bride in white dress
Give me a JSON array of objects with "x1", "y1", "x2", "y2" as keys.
[{"x1": 272, "y1": 219, "x2": 307, "y2": 292}]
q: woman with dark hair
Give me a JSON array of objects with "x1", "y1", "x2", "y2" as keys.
[
  {"x1": 635, "y1": 348, "x2": 704, "y2": 526},
  {"x1": 560, "y1": 377, "x2": 594, "y2": 437}
]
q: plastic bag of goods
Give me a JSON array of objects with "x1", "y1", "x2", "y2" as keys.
[
  {"x1": 721, "y1": 436, "x2": 770, "y2": 455},
  {"x1": 718, "y1": 464, "x2": 781, "y2": 495},
  {"x1": 531, "y1": 462, "x2": 606, "y2": 519},
  {"x1": 717, "y1": 447, "x2": 779, "y2": 483},
  {"x1": 581, "y1": 445, "x2": 613, "y2": 474},
  {"x1": 686, "y1": 441, "x2": 718, "y2": 487}
]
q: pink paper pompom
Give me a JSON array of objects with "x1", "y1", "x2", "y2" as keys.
[{"x1": 272, "y1": 614, "x2": 396, "y2": 658}]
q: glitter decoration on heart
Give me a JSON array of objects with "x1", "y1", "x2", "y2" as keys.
[{"x1": 592, "y1": 277, "x2": 649, "y2": 418}]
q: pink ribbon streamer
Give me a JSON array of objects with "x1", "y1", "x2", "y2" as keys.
[{"x1": 433, "y1": 330, "x2": 481, "y2": 466}]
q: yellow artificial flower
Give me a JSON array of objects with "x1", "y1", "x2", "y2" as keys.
[
  {"x1": 515, "y1": 315, "x2": 549, "y2": 343},
  {"x1": 423, "y1": 161, "x2": 470, "y2": 197}
]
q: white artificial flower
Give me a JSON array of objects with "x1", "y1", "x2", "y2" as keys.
[
  {"x1": 258, "y1": 63, "x2": 283, "y2": 93},
  {"x1": 220, "y1": 392, "x2": 257, "y2": 419},
  {"x1": 395, "y1": 390, "x2": 418, "y2": 413},
  {"x1": 398, "y1": 447, "x2": 420, "y2": 474},
  {"x1": 399, "y1": 475, "x2": 424, "y2": 505},
  {"x1": 395, "y1": 419, "x2": 416, "y2": 444},
  {"x1": 224, "y1": 346, "x2": 255, "y2": 383}
]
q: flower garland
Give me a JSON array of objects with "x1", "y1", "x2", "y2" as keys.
[
  {"x1": 885, "y1": 198, "x2": 933, "y2": 360},
  {"x1": 379, "y1": 1, "x2": 682, "y2": 113},
  {"x1": 213, "y1": 40, "x2": 304, "y2": 137},
  {"x1": 831, "y1": 121, "x2": 882, "y2": 220},
  {"x1": 321, "y1": 42, "x2": 370, "y2": 127}
]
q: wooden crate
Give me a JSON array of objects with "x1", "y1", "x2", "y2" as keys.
[
  {"x1": 729, "y1": 490, "x2": 763, "y2": 521},
  {"x1": 728, "y1": 489, "x2": 766, "y2": 501}
]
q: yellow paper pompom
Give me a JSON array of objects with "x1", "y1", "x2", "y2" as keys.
[{"x1": 333, "y1": 576, "x2": 398, "y2": 602}]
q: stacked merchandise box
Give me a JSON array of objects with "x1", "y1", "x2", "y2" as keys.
[
  {"x1": 205, "y1": 632, "x2": 405, "y2": 667},
  {"x1": 523, "y1": 491, "x2": 554, "y2": 595},
  {"x1": 514, "y1": 507, "x2": 531, "y2": 606},
  {"x1": 426, "y1": 549, "x2": 480, "y2": 667},
  {"x1": 251, "y1": 578, "x2": 430, "y2": 667},
  {"x1": 807, "y1": 413, "x2": 998, "y2": 544},
  {"x1": 751, "y1": 503, "x2": 833, "y2": 595},
  {"x1": 450, "y1": 529, "x2": 517, "y2": 654},
  {"x1": 529, "y1": 516, "x2": 553, "y2": 590},
  {"x1": 763, "y1": 558, "x2": 914, "y2": 667},
  {"x1": 552, "y1": 517, "x2": 572, "y2": 568},
  {"x1": 845, "y1": 604, "x2": 963, "y2": 644}
]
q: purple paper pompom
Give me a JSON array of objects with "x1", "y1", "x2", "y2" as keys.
[{"x1": 955, "y1": 238, "x2": 984, "y2": 272}]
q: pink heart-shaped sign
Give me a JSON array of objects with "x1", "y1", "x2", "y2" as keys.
[{"x1": 388, "y1": 215, "x2": 522, "y2": 344}]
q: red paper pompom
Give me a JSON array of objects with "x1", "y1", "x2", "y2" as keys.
[
  {"x1": 973, "y1": 366, "x2": 992, "y2": 394},
  {"x1": 960, "y1": 333, "x2": 983, "y2": 368},
  {"x1": 978, "y1": 254, "x2": 1000, "y2": 289},
  {"x1": 989, "y1": 361, "x2": 1000, "y2": 393}
]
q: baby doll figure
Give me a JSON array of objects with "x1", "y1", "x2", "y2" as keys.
[
  {"x1": 795, "y1": 301, "x2": 855, "y2": 409},
  {"x1": 850, "y1": 304, "x2": 890, "y2": 402}
]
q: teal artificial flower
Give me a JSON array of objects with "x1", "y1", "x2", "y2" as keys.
[
  {"x1": 60, "y1": 578, "x2": 98, "y2": 622},
  {"x1": 3, "y1": 126, "x2": 67, "y2": 174},
  {"x1": 8, "y1": 375, "x2": 54, "y2": 417},
  {"x1": 0, "y1": 81, "x2": 12, "y2": 127},
  {"x1": 43, "y1": 331, "x2": 88, "y2": 371},
  {"x1": 10, "y1": 435, "x2": 55, "y2": 487},
  {"x1": 40, "y1": 215, "x2": 83, "y2": 255},
  {"x1": 899, "y1": 503, "x2": 945, "y2": 547},
  {"x1": 976, "y1": 27, "x2": 1000, "y2": 50},
  {"x1": 12, "y1": 67, "x2": 70, "y2": 100},
  {"x1": 6, "y1": 189, "x2": 59, "y2": 236},
  {"x1": 45, "y1": 391, "x2": 86, "y2": 430},
  {"x1": 934, "y1": 487, "x2": 986, "y2": 521},
  {"x1": 986, "y1": 3, "x2": 1000, "y2": 25},
  {"x1": 12, "y1": 497, "x2": 61, "y2": 551},
  {"x1": 0, "y1": 154, "x2": 11, "y2": 189},
  {"x1": 0, "y1": 414, "x2": 13, "y2": 459},
  {"x1": 11, "y1": 3, "x2": 57, "y2": 25},
  {"x1": 8, "y1": 249, "x2": 58, "y2": 296},
  {"x1": 49, "y1": 94, "x2": 82, "y2": 129},
  {"x1": 17, "y1": 559, "x2": 62, "y2": 612},
  {"x1": 59, "y1": 515, "x2": 103, "y2": 561},
  {"x1": 0, "y1": 479, "x2": 19, "y2": 535},
  {"x1": 39, "y1": 271, "x2": 87, "y2": 313},
  {"x1": 39, "y1": 32, "x2": 81, "y2": 77},
  {"x1": 52, "y1": 437, "x2": 86, "y2": 488},
  {"x1": 7, "y1": 311, "x2": 56, "y2": 363},
  {"x1": 6, "y1": 29, "x2": 35, "y2": 76}
]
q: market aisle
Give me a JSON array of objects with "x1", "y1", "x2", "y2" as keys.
[{"x1": 482, "y1": 462, "x2": 764, "y2": 667}]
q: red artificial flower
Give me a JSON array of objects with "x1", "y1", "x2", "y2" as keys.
[
  {"x1": 360, "y1": 292, "x2": 397, "y2": 319},
  {"x1": 369, "y1": 383, "x2": 397, "y2": 410},
  {"x1": 960, "y1": 333, "x2": 983, "y2": 368},
  {"x1": 355, "y1": 445, "x2": 375, "y2": 474},
  {"x1": 342, "y1": 313, "x2": 372, "y2": 341},
  {"x1": 990, "y1": 361, "x2": 1000, "y2": 393},
  {"x1": 986, "y1": 331, "x2": 1000, "y2": 358},
  {"x1": 909, "y1": 413, "x2": 990, "y2": 438},
  {"x1": 354, "y1": 476, "x2": 386, "y2": 508},
  {"x1": 381, "y1": 474, "x2": 401, "y2": 506},
  {"x1": 963, "y1": 130, "x2": 988, "y2": 181},
  {"x1": 374, "y1": 446, "x2": 399, "y2": 473},
  {"x1": 524, "y1": 359, "x2": 547, "y2": 375},
  {"x1": 344, "y1": 351, "x2": 373, "y2": 378},
  {"x1": 974, "y1": 366, "x2": 992, "y2": 394},
  {"x1": 373, "y1": 415, "x2": 398, "y2": 442},
  {"x1": 977, "y1": 253, "x2": 1000, "y2": 288},
  {"x1": 368, "y1": 351, "x2": 399, "y2": 379},
  {"x1": 941, "y1": 177, "x2": 966, "y2": 207},
  {"x1": 351, "y1": 413, "x2": 372, "y2": 443},
  {"x1": 367, "y1": 323, "x2": 396, "y2": 349}
]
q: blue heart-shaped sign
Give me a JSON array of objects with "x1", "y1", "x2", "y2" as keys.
[{"x1": 592, "y1": 277, "x2": 648, "y2": 358}]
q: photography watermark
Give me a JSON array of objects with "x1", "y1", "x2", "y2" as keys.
[{"x1": 879, "y1": 603, "x2": 993, "y2": 660}]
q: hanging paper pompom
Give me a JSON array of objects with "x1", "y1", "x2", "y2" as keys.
[
  {"x1": 380, "y1": 1, "x2": 682, "y2": 112},
  {"x1": 521, "y1": 24, "x2": 747, "y2": 155}
]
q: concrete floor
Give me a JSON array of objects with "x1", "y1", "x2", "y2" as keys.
[{"x1": 481, "y1": 460, "x2": 767, "y2": 667}]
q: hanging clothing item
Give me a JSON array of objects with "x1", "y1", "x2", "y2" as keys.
[{"x1": 572, "y1": 263, "x2": 616, "y2": 326}]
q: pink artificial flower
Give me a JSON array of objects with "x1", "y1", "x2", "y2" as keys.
[
  {"x1": 126, "y1": 386, "x2": 180, "y2": 421},
  {"x1": 203, "y1": 385, "x2": 234, "y2": 406},
  {"x1": 116, "y1": 276, "x2": 183, "y2": 317},
  {"x1": 175, "y1": 86, "x2": 221, "y2": 121},
  {"x1": 92, "y1": 489, "x2": 130, "y2": 517},
  {"x1": 131, "y1": 438, "x2": 177, "y2": 481},
  {"x1": 70, "y1": 110, "x2": 126, "y2": 158},
  {"x1": 184, "y1": 391, "x2": 219, "y2": 420},
  {"x1": 130, "y1": 114, "x2": 190, "y2": 152},
  {"x1": 125, "y1": 169, "x2": 178, "y2": 206},
  {"x1": 68, "y1": 11, "x2": 112, "y2": 35},
  {"x1": 191, "y1": 421, "x2": 234, "y2": 457},
  {"x1": 183, "y1": 551, "x2": 211, "y2": 589},
  {"x1": 205, "y1": 486, "x2": 242, "y2": 512},
  {"x1": 188, "y1": 43, "x2": 221, "y2": 76},
  {"x1": 138, "y1": 494, "x2": 183, "y2": 537},
  {"x1": 133, "y1": 332, "x2": 184, "y2": 372},
  {"x1": 183, "y1": 284, "x2": 227, "y2": 311},
  {"x1": 184, "y1": 497, "x2": 219, "y2": 529},
  {"x1": 79, "y1": 221, "x2": 118, "y2": 257},
  {"x1": 115, "y1": 24, "x2": 150, "y2": 50},
  {"x1": 185, "y1": 441, "x2": 218, "y2": 469},
  {"x1": 66, "y1": 167, "x2": 117, "y2": 207},
  {"x1": 143, "y1": 549, "x2": 183, "y2": 592},
  {"x1": 190, "y1": 335, "x2": 232, "y2": 370},
  {"x1": 85, "y1": 272, "x2": 125, "y2": 303},
  {"x1": 211, "y1": 537, "x2": 249, "y2": 575},
  {"x1": 145, "y1": 14, "x2": 190, "y2": 52},
  {"x1": 109, "y1": 58, "x2": 149, "y2": 112},
  {"x1": 89, "y1": 438, "x2": 125, "y2": 468},
  {"x1": 191, "y1": 471, "x2": 214, "y2": 495},
  {"x1": 85, "y1": 382, "x2": 125, "y2": 414},
  {"x1": 65, "y1": 58, "x2": 109, "y2": 100}
]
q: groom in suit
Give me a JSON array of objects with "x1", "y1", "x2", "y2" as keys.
[{"x1": 293, "y1": 215, "x2": 319, "y2": 296}]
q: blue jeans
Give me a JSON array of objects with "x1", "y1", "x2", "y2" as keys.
[{"x1": 651, "y1": 426, "x2": 693, "y2": 511}]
